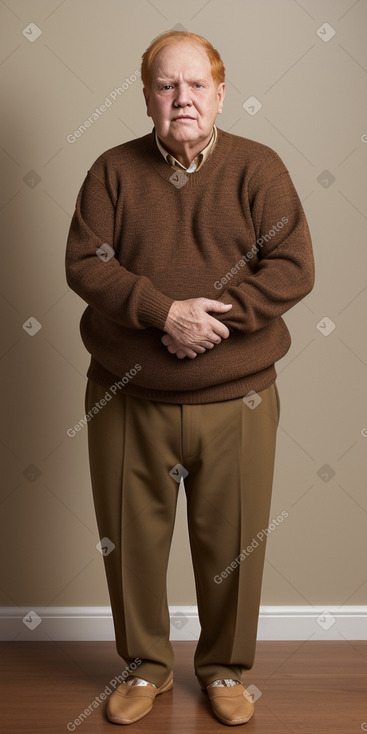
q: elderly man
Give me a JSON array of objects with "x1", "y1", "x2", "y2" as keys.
[{"x1": 65, "y1": 30, "x2": 314, "y2": 727}]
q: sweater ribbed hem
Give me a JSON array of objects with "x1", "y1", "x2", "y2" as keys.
[{"x1": 86, "y1": 357, "x2": 277, "y2": 404}]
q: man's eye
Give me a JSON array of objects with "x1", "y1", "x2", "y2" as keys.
[{"x1": 162, "y1": 85, "x2": 173, "y2": 90}]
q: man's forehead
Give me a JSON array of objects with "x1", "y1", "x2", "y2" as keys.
[{"x1": 152, "y1": 42, "x2": 211, "y2": 77}]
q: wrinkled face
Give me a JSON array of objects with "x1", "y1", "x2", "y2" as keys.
[{"x1": 143, "y1": 41, "x2": 225, "y2": 149}]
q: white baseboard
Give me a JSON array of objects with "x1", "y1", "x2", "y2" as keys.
[{"x1": 1, "y1": 606, "x2": 366, "y2": 641}]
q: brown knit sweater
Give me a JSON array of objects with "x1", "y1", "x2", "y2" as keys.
[{"x1": 65, "y1": 127, "x2": 314, "y2": 404}]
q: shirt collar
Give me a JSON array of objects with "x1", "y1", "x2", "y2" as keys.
[{"x1": 154, "y1": 125, "x2": 217, "y2": 173}]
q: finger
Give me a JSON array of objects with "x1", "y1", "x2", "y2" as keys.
[
  {"x1": 167, "y1": 343, "x2": 180, "y2": 354},
  {"x1": 174, "y1": 344, "x2": 203, "y2": 357},
  {"x1": 166, "y1": 340, "x2": 191, "y2": 355},
  {"x1": 196, "y1": 338, "x2": 220, "y2": 349},
  {"x1": 200, "y1": 298, "x2": 233, "y2": 312},
  {"x1": 207, "y1": 318, "x2": 230, "y2": 339},
  {"x1": 206, "y1": 336, "x2": 221, "y2": 346},
  {"x1": 177, "y1": 342, "x2": 206, "y2": 354},
  {"x1": 177, "y1": 349, "x2": 197, "y2": 359},
  {"x1": 191, "y1": 344, "x2": 206, "y2": 353}
]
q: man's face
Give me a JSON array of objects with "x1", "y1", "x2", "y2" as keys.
[{"x1": 143, "y1": 41, "x2": 225, "y2": 151}]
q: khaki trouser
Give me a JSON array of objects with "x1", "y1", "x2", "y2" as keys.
[{"x1": 85, "y1": 379, "x2": 280, "y2": 688}]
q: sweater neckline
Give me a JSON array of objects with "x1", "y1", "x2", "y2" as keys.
[{"x1": 142, "y1": 127, "x2": 232, "y2": 187}]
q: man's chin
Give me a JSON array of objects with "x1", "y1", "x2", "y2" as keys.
[
  {"x1": 166, "y1": 128, "x2": 204, "y2": 144},
  {"x1": 170, "y1": 132, "x2": 199, "y2": 142}
]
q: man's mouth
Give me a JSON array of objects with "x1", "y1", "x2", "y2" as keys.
[{"x1": 172, "y1": 116, "x2": 196, "y2": 121}]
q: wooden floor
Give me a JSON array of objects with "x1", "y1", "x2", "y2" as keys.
[{"x1": 1, "y1": 640, "x2": 366, "y2": 732}]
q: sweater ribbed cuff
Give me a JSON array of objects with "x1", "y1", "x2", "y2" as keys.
[{"x1": 138, "y1": 285, "x2": 175, "y2": 331}]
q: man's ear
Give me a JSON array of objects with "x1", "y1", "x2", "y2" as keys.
[
  {"x1": 143, "y1": 87, "x2": 151, "y2": 117},
  {"x1": 217, "y1": 82, "x2": 226, "y2": 114}
]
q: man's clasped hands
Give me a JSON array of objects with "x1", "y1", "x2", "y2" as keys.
[{"x1": 161, "y1": 297, "x2": 232, "y2": 359}]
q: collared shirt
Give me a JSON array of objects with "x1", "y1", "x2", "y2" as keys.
[{"x1": 154, "y1": 124, "x2": 217, "y2": 173}]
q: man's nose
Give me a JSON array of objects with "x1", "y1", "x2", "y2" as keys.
[{"x1": 173, "y1": 84, "x2": 192, "y2": 107}]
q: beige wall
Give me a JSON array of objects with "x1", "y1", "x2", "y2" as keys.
[{"x1": 1, "y1": 0, "x2": 366, "y2": 613}]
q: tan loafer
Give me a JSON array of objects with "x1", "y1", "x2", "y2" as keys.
[
  {"x1": 204, "y1": 680, "x2": 255, "y2": 726},
  {"x1": 107, "y1": 672, "x2": 173, "y2": 725}
]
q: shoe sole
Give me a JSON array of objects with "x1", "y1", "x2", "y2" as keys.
[
  {"x1": 107, "y1": 675, "x2": 173, "y2": 725},
  {"x1": 211, "y1": 709, "x2": 255, "y2": 726}
]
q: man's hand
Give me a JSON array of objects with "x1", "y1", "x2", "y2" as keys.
[
  {"x1": 162, "y1": 297, "x2": 232, "y2": 358},
  {"x1": 161, "y1": 334, "x2": 200, "y2": 359}
]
